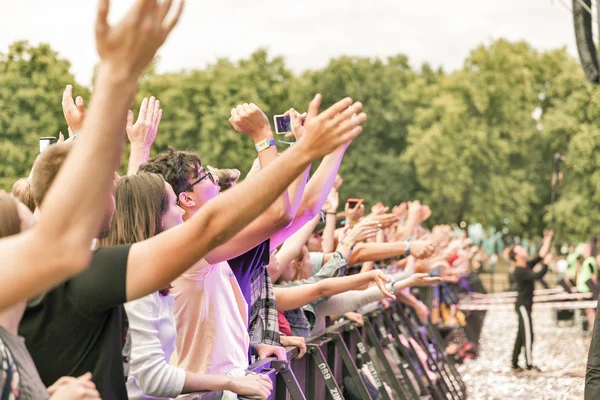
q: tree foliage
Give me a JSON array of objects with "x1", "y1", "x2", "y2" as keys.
[{"x1": 0, "y1": 40, "x2": 597, "y2": 241}]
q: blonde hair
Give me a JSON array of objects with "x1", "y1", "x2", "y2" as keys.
[
  {"x1": 11, "y1": 178, "x2": 36, "y2": 212},
  {"x1": 207, "y1": 166, "x2": 240, "y2": 192},
  {"x1": 0, "y1": 191, "x2": 21, "y2": 238}
]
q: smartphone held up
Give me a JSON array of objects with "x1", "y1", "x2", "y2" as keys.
[
  {"x1": 39, "y1": 137, "x2": 57, "y2": 153},
  {"x1": 347, "y1": 198, "x2": 362, "y2": 210},
  {"x1": 273, "y1": 114, "x2": 292, "y2": 135}
]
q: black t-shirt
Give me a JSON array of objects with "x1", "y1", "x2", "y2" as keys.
[
  {"x1": 511, "y1": 256, "x2": 548, "y2": 309},
  {"x1": 19, "y1": 245, "x2": 131, "y2": 400},
  {"x1": 228, "y1": 239, "x2": 270, "y2": 320}
]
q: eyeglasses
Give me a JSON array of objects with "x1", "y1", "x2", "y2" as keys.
[{"x1": 182, "y1": 171, "x2": 215, "y2": 193}]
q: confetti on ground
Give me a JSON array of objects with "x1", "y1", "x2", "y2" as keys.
[{"x1": 458, "y1": 309, "x2": 591, "y2": 400}]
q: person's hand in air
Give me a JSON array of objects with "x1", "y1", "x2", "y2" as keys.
[
  {"x1": 345, "y1": 198, "x2": 365, "y2": 224},
  {"x1": 411, "y1": 241, "x2": 436, "y2": 259},
  {"x1": 48, "y1": 372, "x2": 100, "y2": 399},
  {"x1": 419, "y1": 205, "x2": 432, "y2": 223},
  {"x1": 62, "y1": 84, "x2": 86, "y2": 133},
  {"x1": 407, "y1": 273, "x2": 442, "y2": 287},
  {"x1": 284, "y1": 108, "x2": 307, "y2": 140},
  {"x1": 95, "y1": 0, "x2": 184, "y2": 78},
  {"x1": 228, "y1": 374, "x2": 273, "y2": 400},
  {"x1": 372, "y1": 213, "x2": 399, "y2": 229},
  {"x1": 344, "y1": 219, "x2": 381, "y2": 244},
  {"x1": 127, "y1": 96, "x2": 162, "y2": 150},
  {"x1": 368, "y1": 270, "x2": 395, "y2": 299},
  {"x1": 256, "y1": 343, "x2": 287, "y2": 361},
  {"x1": 229, "y1": 103, "x2": 272, "y2": 138},
  {"x1": 322, "y1": 188, "x2": 339, "y2": 215},
  {"x1": 280, "y1": 335, "x2": 307, "y2": 359}
]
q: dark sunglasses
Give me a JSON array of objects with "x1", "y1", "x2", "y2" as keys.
[{"x1": 182, "y1": 171, "x2": 215, "y2": 193}]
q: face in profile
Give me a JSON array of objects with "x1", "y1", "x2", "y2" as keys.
[
  {"x1": 162, "y1": 182, "x2": 185, "y2": 230},
  {"x1": 307, "y1": 233, "x2": 323, "y2": 252}
]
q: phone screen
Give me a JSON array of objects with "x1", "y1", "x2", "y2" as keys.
[
  {"x1": 274, "y1": 115, "x2": 292, "y2": 135},
  {"x1": 39, "y1": 137, "x2": 57, "y2": 153},
  {"x1": 347, "y1": 200, "x2": 359, "y2": 209}
]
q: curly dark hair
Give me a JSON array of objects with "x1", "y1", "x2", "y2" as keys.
[{"x1": 139, "y1": 148, "x2": 203, "y2": 196}]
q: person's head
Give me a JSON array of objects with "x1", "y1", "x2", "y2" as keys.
[
  {"x1": 139, "y1": 148, "x2": 219, "y2": 219},
  {"x1": 99, "y1": 173, "x2": 184, "y2": 247},
  {"x1": 576, "y1": 254, "x2": 585, "y2": 268},
  {"x1": 508, "y1": 244, "x2": 529, "y2": 265},
  {"x1": 11, "y1": 178, "x2": 36, "y2": 213},
  {"x1": 0, "y1": 191, "x2": 35, "y2": 239},
  {"x1": 207, "y1": 166, "x2": 238, "y2": 192},
  {"x1": 307, "y1": 231, "x2": 323, "y2": 252},
  {"x1": 582, "y1": 243, "x2": 593, "y2": 258},
  {"x1": 281, "y1": 245, "x2": 314, "y2": 282},
  {"x1": 30, "y1": 141, "x2": 115, "y2": 238}
]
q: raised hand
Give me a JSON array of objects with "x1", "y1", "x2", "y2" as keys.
[
  {"x1": 408, "y1": 273, "x2": 442, "y2": 287},
  {"x1": 321, "y1": 188, "x2": 339, "y2": 214},
  {"x1": 370, "y1": 270, "x2": 395, "y2": 299},
  {"x1": 95, "y1": 0, "x2": 184, "y2": 78},
  {"x1": 345, "y1": 219, "x2": 381, "y2": 244},
  {"x1": 371, "y1": 202, "x2": 388, "y2": 216},
  {"x1": 372, "y1": 213, "x2": 400, "y2": 229},
  {"x1": 411, "y1": 240, "x2": 436, "y2": 259},
  {"x1": 229, "y1": 374, "x2": 273, "y2": 400},
  {"x1": 284, "y1": 108, "x2": 307, "y2": 140},
  {"x1": 229, "y1": 103, "x2": 271, "y2": 138},
  {"x1": 392, "y1": 202, "x2": 408, "y2": 218},
  {"x1": 408, "y1": 200, "x2": 421, "y2": 216},
  {"x1": 62, "y1": 85, "x2": 86, "y2": 133},
  {"x1": 298, "y1": 94, "x2": 367, "y2": 160},
  {"x1": 345, "y1": 198, "x2": 365, "y2": 223},
  {"x1": 333, "y1": 174, "x2": 344, "y2": 191},
  {"x1": 419, "y1": 205, "x2": 432, "y2": 223},
  {"x1": 127, "y1": 96, "x2": 162, "y2": 150}
]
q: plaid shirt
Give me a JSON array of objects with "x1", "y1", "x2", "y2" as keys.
[
  {"x1": 280, "y1": 251, "x2": 348, "y2": 336},
  {"x1": 248, "y1": 267, "x2": 280, "y2": 347}
]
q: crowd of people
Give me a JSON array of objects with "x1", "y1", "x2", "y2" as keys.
[{"x1": 0, "y1": 1, "x2": 546, "y2": 400}]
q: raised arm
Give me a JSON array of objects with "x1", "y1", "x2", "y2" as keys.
[
  {"x1": 321, "y1": 188, "x2": 339, "y2": 253},
  {"x1": 0, "y1": 0, "x2": 181, "y2": 311},
  {"x1": 126, "y1": 94, "x2": 368, "y2": 301},
  {"x1": 273, "y1": 214, "x2": 322, "y2": 281},
  {"x1": 274, "y1": 269, "x2": 394, "y2": 311},
  {"x1": 349, "y1": 240, "x2": 436, "y2": 265},
  {"x1": 127, "y1": 96, "x2": 162, "y2": 175},
  {"x1": 202, "y1": 103, "x2": 293, "y2": 264},
  {"x1": 537, "y1": 229, "x2": 554, "y2": 259}
]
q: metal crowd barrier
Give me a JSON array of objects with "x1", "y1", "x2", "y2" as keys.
[{"x1": 184, "y1": 301, "x2": 467, "y2": 400}]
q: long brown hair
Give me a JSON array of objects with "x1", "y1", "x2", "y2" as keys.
[
  {"x1": 0, "y1": 191, "x2": 22, "y2": 239},
  {"x1": 99, "y1": 173, "x2": 168, "y2": 247}
]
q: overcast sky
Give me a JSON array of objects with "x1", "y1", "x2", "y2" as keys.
[{"x1": 0, "y1": 0, "x2": 581, "y2": 85}]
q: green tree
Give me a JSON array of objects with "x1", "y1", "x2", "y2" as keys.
[{"x1": 0, "y1": 41, "x2": 88, "y2": 190}]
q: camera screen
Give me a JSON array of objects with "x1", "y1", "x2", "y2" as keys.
[{"x1": 274, "y1": 115, "x2": 292, "y2": 134}]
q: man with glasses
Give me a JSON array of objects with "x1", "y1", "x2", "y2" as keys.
[{"x1": 139, "y1": 102, "x2": 354, "y2": 376}]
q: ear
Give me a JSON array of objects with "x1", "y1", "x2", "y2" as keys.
[{"x1": 178, "y1": 191, "x2": 196, "y2": 208}]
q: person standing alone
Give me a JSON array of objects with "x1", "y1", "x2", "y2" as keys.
[{"x1": 509, "y1": 229, "x2": 554, "y2": 372}]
